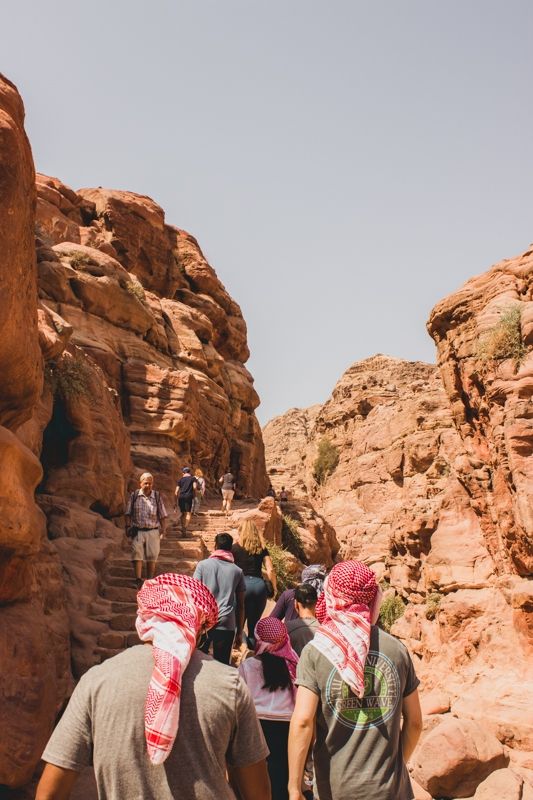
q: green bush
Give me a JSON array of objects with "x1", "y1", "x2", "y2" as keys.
[
  {"x1": 478, "y1": 305, "x2": 527, "y2": 365},
  {"x1": 281, "y1": 514, "x2": 305, "y2": 560},
  {"x1": 425, "y1": 591, "x2": 442, "y2": 620},
  {"x1": 66, "y1": 250, "x2": 92, "y2": 269},
  {"x1": 379, "y1": 594, "x2": 405, "y2": 632},
  {"x1": 125, "y1": 279, "x2": 146, "y2": 302},
  {"x1": 313, "y1": 438, "x2": 339, "y2": 484},
  {"x1": 268, "y1": 543, "x2": 297, "y2": 595},
  {"x1": 46, "y1": 355, "x2": 91, "y2": 400}
]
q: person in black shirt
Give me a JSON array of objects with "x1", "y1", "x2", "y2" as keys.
[
  {"x1": 232, "y1": 519, "x2": 277, "y2": 648},
  {"x1": 175, "y1": 467, "x2": 198, "y2": 538}
]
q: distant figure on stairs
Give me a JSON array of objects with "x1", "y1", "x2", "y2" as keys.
[
  {"x1": 125, "y1": 472, "x2": 168, "y2": 590},
  {"x1": 36, "y1": 573, "x2": 271, "y2": 800},
  {"x1": 279, "y1": 486, "x2": 289, "y2": 505},
  {"x1": 219, "y1": 470, "x2": 236, "y2": 516},
  {"x1": 175, "y1": 466, "x2": 198, "y2": 538},
  {"x1": 266, "y1": 483, "x2": 277, "y2": 499},
  {"x1": 192, "y1": 468, "x2": 206, "y2": 516},
  {"x1": 194, "y1": 532, "x2": 246, "y2": 664}
]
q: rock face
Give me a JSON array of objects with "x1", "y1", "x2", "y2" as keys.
[
  {"x1": 427, "y1": 250, "x2": 533, "y2": 577},
  {"x1": 0, "y1": 74, "x2": 71, "y2": 787},
  {"x1": 0, "y1": 74, "x2": 267, "y2": 787},
  {"x1": 264, "y1": 262, "x2": 533, "y2": 789}
]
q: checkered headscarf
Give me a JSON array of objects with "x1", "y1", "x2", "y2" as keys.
[
  {"x1": 255, "y1": 617, "x2": 299, "y2": 683},
  {"x1": 310, "y1": 561, "x2": 379, "y2": 698},
  {"x1": 136, "y1": 573, "x2": 218, "y2": 764}
]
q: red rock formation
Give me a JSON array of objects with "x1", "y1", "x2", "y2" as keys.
[
  {"x1": 427, "y1": 249, "x2": 533, "y2": 577},
  {"x1": 0, "y1": 75, "x2": 268, "y2": 788},
  {"x1": 264, "y1": 343, "x2": 533, "y2": 791},
  {"x1": 0, "y1": 74, "x2": 71, "y2": 787}
]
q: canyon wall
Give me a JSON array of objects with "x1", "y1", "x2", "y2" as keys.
[
  {"x1": 264, "y1": 250, "x2": 533, "y2": 788},
  {"x1": 0, "y1": 74, "x2": 267, "y2": 788}
]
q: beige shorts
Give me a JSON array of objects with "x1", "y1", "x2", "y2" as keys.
[
  {"x1": 131, "y1": 528, "x2": 160, "y2": 561},
  {"x1": 221, "y1": 489, "x2": 234, "y2": 501}
]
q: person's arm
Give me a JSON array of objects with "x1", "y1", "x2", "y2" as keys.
[
  {"x1": 288, "y1": 686, "x2": 319, "y2": 800},
  {"x1": 401, "y1": 688, "x2": 423, "y2": 763},
  {"x1": 235, "y1": 590, "x2": 245, "y2": 647},
  {"x1": 228, "y1": 759, "x2": 271, "y2": 800},
  {"x1": 36, "y1": 764, "x2": 79, "y2": 800},
  {"x1": 269, "y1": 589, "x2": 290, "y2": 620},
  {"x1": 263, "y1": 554, "x2": 277, "y2": 594}
]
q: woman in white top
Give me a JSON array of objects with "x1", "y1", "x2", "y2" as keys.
[{"x1": 239, "y1": 617, "x2": 299, "y2": 800}]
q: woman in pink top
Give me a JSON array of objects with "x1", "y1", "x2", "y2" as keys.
[{"x1": 239, "y1": 618, "x2": 299, "y2": 800}]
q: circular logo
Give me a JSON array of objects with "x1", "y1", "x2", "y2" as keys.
[{"x1": 325, "y1": 650, "x2": 400, "y2": 730}]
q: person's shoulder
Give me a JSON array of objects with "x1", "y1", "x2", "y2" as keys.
[
  {"x1": 85, "y1": 645, "x2": 152, "y2": 688},
  {"x1": 372, "y1": 625, "x2": 412, "y2": 660},
  {"x1": 190, "y1": 650, "x2": 241, "y2": 691}
]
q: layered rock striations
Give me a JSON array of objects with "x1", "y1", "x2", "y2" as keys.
[
  {"x1": 0, "y1": 74, "x2": 267, "y2": 787},
  {"x1": 0, "y1": 75, "x2": 70, "y2": 788},
  {"x1": 265, "y1": 297, "x2": 533, "y2": 791}
]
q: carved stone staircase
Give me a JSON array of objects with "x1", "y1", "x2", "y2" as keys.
[{"x1": 89, "y1": 500, "x2": 257, "y2": 664}]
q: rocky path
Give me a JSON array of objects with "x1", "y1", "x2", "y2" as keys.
[{"x1": 89, "y1": 500, "x2": 255, "y2": 664}]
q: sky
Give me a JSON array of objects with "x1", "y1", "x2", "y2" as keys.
[{"x1": 2, "y1": 1, "x2": 532, "y2": 424}]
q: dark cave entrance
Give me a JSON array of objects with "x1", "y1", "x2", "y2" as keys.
[
  {"x1": 229, "y1": 446, "x2": 242, "y2": 488},
  {"x1": 38, "y1": 398, "x2": 78, "y2": 491}
]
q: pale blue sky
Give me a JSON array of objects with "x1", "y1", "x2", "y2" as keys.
[{"x1": 2, "y1": 1, "x2": 532, "y2": 423}]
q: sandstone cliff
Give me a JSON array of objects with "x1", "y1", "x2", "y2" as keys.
[
  {"x1": 0, "y1": 74, "x2": 267, "y2": 788},
  {"x1": 265, "y1": 336, "x2": 532, "y2": 787}
]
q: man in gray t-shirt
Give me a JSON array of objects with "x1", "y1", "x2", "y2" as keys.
[
  {"x1": 37, "y1": 573, "x2": 270, "y2": 800},
  {"x1": 194, "y1": 533, "x2": 246, "y2": 664},
  {"x1": 290, "y1": 625, "x2": 421, "y2": 800}
]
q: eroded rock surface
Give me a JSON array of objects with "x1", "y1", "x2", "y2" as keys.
[
  {"x1": 0, "y1": 74, "x2": 268, "y2": 788},
  {"x1": 264, "y1": 273, "x2": 533, "y2": 790}
]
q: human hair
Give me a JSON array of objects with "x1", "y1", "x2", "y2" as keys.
[
  {"x1": 215, "y1": 532, "x2": 233, "y2": 551},
  {"x1": 238, "y1": 520, "x2": 264, "y2": 555},
  {"x1": 295, "y1": 583, "x2": 317, "y2": 608},
  {"x1": 195, "y1": 468, "x2": 204, "y2": 478},
  {"x1": 259, "y1": 653, "x2": 291, "y2": 692}
]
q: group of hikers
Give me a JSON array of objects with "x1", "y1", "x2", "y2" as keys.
[{"x1": 36, "y1": 469, "x2": 423, "y2": 800}]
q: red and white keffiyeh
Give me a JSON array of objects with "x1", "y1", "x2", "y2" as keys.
[
  {"x1": 310, "y1": 561, "x2": 380, "y2": 698},
  {"x1": 254, "y1": 617, "x2": 299, "y2": 683},
  {"x1": 135, "y1": 573, "x2": 218, "y2": 765},
  {"x1": 209, "y1": 550, "x2": 235, "y2": 562}
]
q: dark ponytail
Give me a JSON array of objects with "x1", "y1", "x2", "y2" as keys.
[{"x1": 259, "y1": 653, "x2": 292, "y2": 692}]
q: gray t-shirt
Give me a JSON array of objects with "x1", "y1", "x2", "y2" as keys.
[
  {"x1": 296, "y1": 626, "x2": 420, "y2": 800},
  {"x1": 193, "y1": 558, "x2": 246, "y2": 631},
  {"x1": 220, "y1": 473, "x2": 235, "y2": 490},
  {"x1": 286, "y1": 617, "x2": 319, "y2": 655},
  {"x1": 42, "y1": 646, "x2": 268, "y2": 800}
]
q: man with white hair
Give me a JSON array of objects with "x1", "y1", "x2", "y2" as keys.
[{"x1": 125, "y1": 472, "x2": 168, "y2": 589}]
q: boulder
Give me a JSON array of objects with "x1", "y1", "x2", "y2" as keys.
[
  {"x1": 412, "y1": 718, "x2": 507, "y2": 797},
  {"x1": 468, "y1": 768, "x2": 523, "y2": 800}
]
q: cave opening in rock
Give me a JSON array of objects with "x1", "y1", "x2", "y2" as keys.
[
  {"x1": 38, "y1": 398, "x2": 78, "y2": 491},
  {"x1": 229, "y1": 446, "x2": 242, "y2": 486}
]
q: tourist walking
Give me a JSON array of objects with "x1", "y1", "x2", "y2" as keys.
[
  {"x1": 193, "y1": 532, "x2": 246, "y2": 664},
  {"x1": 219, "y1": 470, "x2": 236, "y2": 515},
  {"x1": 125, "y1": 472, "x2": 168, "y2": 589},
  {"x1": 232, "y1": 520, "x2": 277, "y2": 649},
  {"x1": 288, "y1": 561, "x2": 423, "y2": 800},
  {"x1": 37, "y1": 573, "x2": 271, "y2": 800},
  {"x1": 175, "y1": 466, "x2": 198, "y2": 537},
  {"x1": 192, "y1": 468, "x2": 206, "y2": 516},
  {"x1": 286, "y1": 583, "x2": 319, "y2": 656},
  {"x1": 239, "y1": 617, "x2": 299, "y2": 800},
  {"x1": 270, "y1": 564, "x2": 327, "y2": 623}
]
